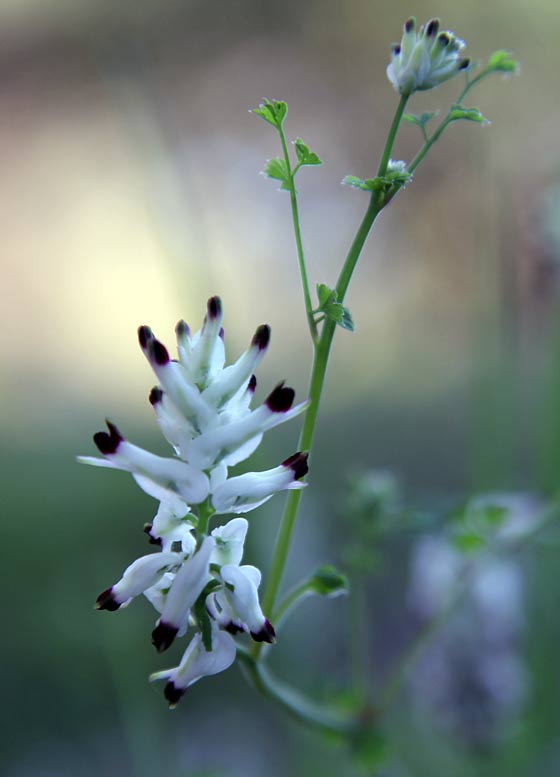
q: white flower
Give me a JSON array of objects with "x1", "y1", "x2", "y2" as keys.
[
  {"x1": 150, "y1": 627, "x2": 237, "y2": 708},
  {"x1": 213, "y1": 564, "x2": 275, "y2": 643},
  {"x1": 151, "y1": 536, "x2": 215, "y2": 652},
  {"x1": 95, "y1": 551, "x2": 182, "y2": 611},
  {"x1": 81, "y1": 297, "x2": 309, "y2": 704},
  {"x1": 212, "y1": 452, "x2": 309, "y2": 514},
  {"x1": 78, "y1": 297, "x2": 308, "y2": 522},
  {"x1": 387, "y1": 17, "x2": 470, "y2": 96}
]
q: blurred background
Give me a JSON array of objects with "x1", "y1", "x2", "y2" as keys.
[{"x1": 2, "y1": 0, "x2": 560, "y2": 775}]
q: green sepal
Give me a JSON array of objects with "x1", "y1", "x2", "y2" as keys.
[
  {"x1": 193, "y1": 579, "x2": 221, "y2": 652},
  {"x1": 264, "y1": 157, "x2": 291, "y2": 190},
  {"x1": 309, "y1": 565, "x2": 349, "y2": 597},
  {"x1": 294, "y1": 137, "x2": 322, "y2": 167},
  {"x1": 487, "y1": 50, "x2": 519, "y2": 74},
  {"x1": 403, "y1": 111, "x2": 438, "y2": 129},
  {"x1": 251, "y1": 98, "x2": 288, "y2": 129},
  {"x1": 448, "y1": 104, "x2": 490, "y2": 125}
]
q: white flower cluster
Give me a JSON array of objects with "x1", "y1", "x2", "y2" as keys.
[
  {"x1": 387, "y1": 17, "x2": 470, "y2": 96},
  {"x1": 79, "y1": 297, "x2": 309, "y2": 706}
]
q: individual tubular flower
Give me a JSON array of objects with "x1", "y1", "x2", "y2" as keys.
[
  {"x1": 150, "y1": 628, "x2": 237, "y2": 708},
  {"x1": 215, "y1": 564, "x2": 276, "y2": 643},
  {"x1": 95, "y1": 552, "x2": 182, "y2": 611},
  {"x1": 78, "y1": 421, "x2": 210, "y2": 506},
  {"x1": 387, "y1": 17, "x2": 470, "y2": 96},
  {"x1": 151, "y1": 535, "x2": 215, "y2": 653},
  {"x1": 212, "y1": 452, "x2": 309, "y2": 514}
]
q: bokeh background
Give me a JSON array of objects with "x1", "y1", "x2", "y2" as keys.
[{"x1": 3, "y1": 1, "x2": 560, "y2": 775}]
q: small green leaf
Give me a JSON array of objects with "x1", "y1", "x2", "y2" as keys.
[
  {"x1": 448, "y1": 104, "x2": 490, "y2": 125},
  {"x1": 487, "y1": 50, "x2": 520, "y2": 74},
  {"x1": 324, "y1": 301, "x2": 355, "y2": 331},
  {"x1": 251, "y1": 98, "x2": 288, "y2": 129},
  {"x1": 342, "y1": 175, "x2": 378, "y2": 191},
  {"x1": 340, "y1": 307, "x2": 355, "y2": 331},
  {"x1": 294, "y1": 137, "x2": 322, "y2": 166},
  {"x1": 264, "y1": 157, "x2": 291, "y2": 190},
  {"x1": 316, "y1": 282, "x2": 337, "y2": 307},
  {"x1": 309, "y1": 565, "x2": 349, "y2": 597},
  {"x1": 343, "y1": 172, "x2": 410, "y2": 193},
  {"x1": 403, "y1": 111, "x2": 438, "y2": 129}
]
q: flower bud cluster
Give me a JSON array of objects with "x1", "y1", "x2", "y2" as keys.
[
  {"x1": 387, "y1": 17, "x2": 470, "y2": 96},
  {"x1": 79, "y1": 297, "x2": 309, "y2": 705}
]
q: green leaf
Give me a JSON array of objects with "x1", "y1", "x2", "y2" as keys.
[
  {"x1": 343, "y1": 171, "x2": 410, "y2": 193},
  {"x1": 251, "y1": 98, "x2": 288, "y2": 129},
  {"x1": 316, "y1": 282, "x2": 337, "y2": 307},
  {"x1": 264, "y1": 157, "x2": 291, "y2": 190},
  {"x1": 487, "y1": 50, "x2": 520, "y2": 74},
  {"x1": 342, "y1": 175, "x2": 380, "y2": 192},
  {"x1": 340, "y1": 307, "x2": 355, "y2": 331},
  {"x1": 403, "y1": 111, "x2": 438, "y2": 129},
  {"x1": 309, "y1": 565, "x2": 349, "y2": 597},
  {"x1": 448, "y1": 104, "x2": 490, "y2": 125},
  {"x1": 294, "y1": 137, "x2": 322, "y2": 166},
  {"x1": 324, "y1": 301, "x2": 355, "y2": 331}
]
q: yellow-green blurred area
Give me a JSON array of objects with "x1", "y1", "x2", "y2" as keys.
[{"x1": 3, "y1": 0, "x2": 560, "y2": 775}]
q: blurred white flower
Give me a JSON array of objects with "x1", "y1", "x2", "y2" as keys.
[{"x1": 387, "y1": 17, "x2": 470, "y2": 96}]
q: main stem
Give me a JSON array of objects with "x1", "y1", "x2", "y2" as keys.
[{"x1": 258, "y1": 96, "x2": 408, "y2": 647}]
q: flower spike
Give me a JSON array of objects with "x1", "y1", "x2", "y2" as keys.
[{"x1": 80, "y1": 298, "x2": 308, "y2": 702}]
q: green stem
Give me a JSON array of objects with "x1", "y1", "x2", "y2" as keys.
[
  {"x1": 278, "y1": 124, "x2": 317, "y2": 344},
  {"x1": 237, "y1": 647, "x2": 361, "y2": 735},
  {"x1": 272, "y1": 580, "x2": 313, "y2": 626},
  {"x1": 256, "y1": 96, "x2": 409, "y2": 657},
  {"x1": 408, "y1": 69, "x2": 492, "y2": 175},
  {"x1": 377, "y1": 93, "x2": 409, "y2": 177}
]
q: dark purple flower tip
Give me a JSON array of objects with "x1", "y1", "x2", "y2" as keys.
[
  {"x1": 250, "y1": 619, "x2": 276, "y2": 644},
  {"x1": 252, "y1": 324, "x2": 270, "y2": 351},
  {"x1": 95, "y1": 587, "x2": 120, "y2": 611},
  {"x1": 458, "y1": 58, "x2": 470, "y2": 70},
  {"x1": 164, "y1": 681, "x2": 185, "y2": 708},
  {"x1": 248, "y1": 374, "x2": 257, "y2": 394},
  {"x1": 93, "y1": 420, "x2": 123, "y2": 455},
  {"x1": 152, "y1": 621, "x2": 179, "y2": 653},
  {"x1": 138, "y1": 325, "x2": 153, "y2": 350},
  {"x1": 143, "y1": 523, "x2": 162, "y2": 546},
  {"x1": 425, "y1": 18, "x2": 440, "y2": 37},
  {"x1": 148, "y1": 339, "x2": 170, "y2": 366},
  {"x1": 282, "y1": 451, "x2": 309, "y2": 480},
  {"x1": 224, "y1": 621, "x2": 245, "y2": 636},
  {"x1": 391, "y1": 43, "x2": 401, "y2": 56},
  {"x1": 149, "y1": 386, "x2": 163, "y2": 406},
  {"x1": 265, "y1": 382, "x2": 295, "y2": 413},
  {"x1": 207, "y1": 296, "x2": 222, "y2": 321},
  {"x1": 438, "y1": 31, "x2": 450, "y2": 47},
  {"x1": 175, "y1": 319, "x2": 190, "y2": 339},
  {"x1": 404, "y1": 17, "x2": 415, "y2": 33}
]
